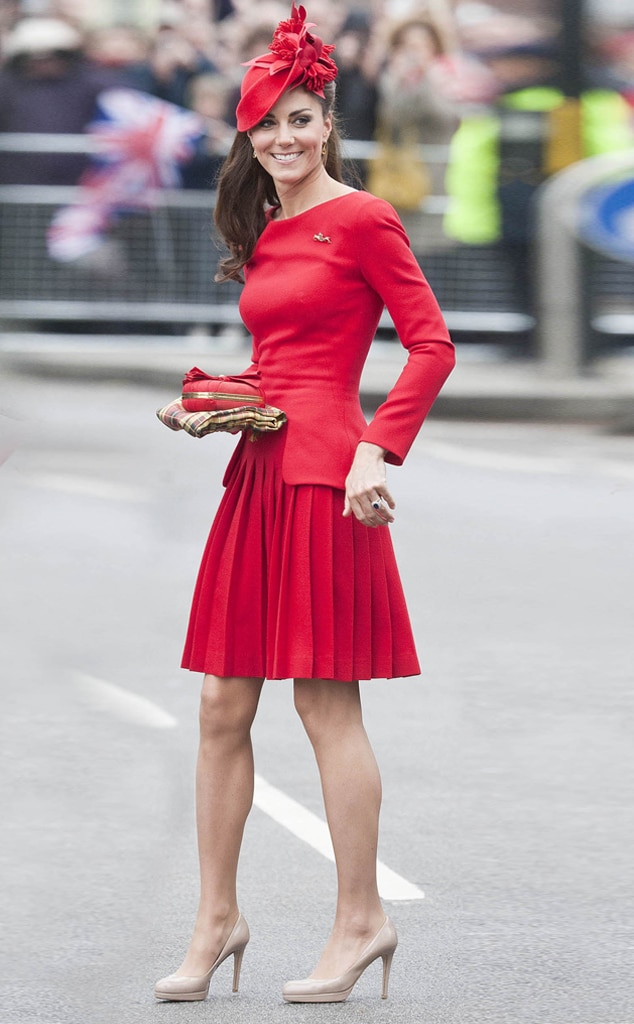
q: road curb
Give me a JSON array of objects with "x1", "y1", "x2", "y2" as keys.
[{"x1": 2, "y1": 337, "x2": 633, "y2": 424}]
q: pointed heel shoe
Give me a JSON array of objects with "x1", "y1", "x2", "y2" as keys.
[
  {"x1": 154, "y1": 913, "x2": 250, "y2": 1002},
  {"x1": 282, "y1": 917, "x2": 398, "y2": 1004}
]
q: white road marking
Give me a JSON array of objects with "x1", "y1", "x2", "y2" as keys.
[
  {"x1": 72, "y1": 675, "x2": 424, "y2": 899},
  {"x1": 22, "y1": 471, "x2": 150, "y2": 502},
  {"x1": 253, "y1": 773, "x2": 425, "y2": 902},
  {"x1": 73, "y1": 672, "x2": 178, "y2": 729}
]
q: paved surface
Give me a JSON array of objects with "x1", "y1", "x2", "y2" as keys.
[
  {"x1": 1, "y1": 333, "x2": 634, "y2": 424},
  {"x1": 1, "y1": 374, "x2": 633, "y2": 1024}
]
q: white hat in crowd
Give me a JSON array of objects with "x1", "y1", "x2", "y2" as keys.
[{"x1": 4, "y1": 18, "x2": 83, "y2": 58}]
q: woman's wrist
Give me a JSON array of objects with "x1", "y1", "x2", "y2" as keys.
[{"x1": 356, "y1": 441, "x2": 387, "y2": 460}]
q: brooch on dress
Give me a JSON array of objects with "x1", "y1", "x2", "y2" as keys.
[{"x1": 313, "y1": 232, "x2": 332, "y2": 243}]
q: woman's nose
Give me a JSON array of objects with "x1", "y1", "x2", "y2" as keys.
[{"x1": 276, "y1": 124, "x2": 295, "y2": 145}]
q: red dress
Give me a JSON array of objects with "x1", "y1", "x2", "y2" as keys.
[{"x1": 182, "y1": 191, "x2": 455, "y2": 681}]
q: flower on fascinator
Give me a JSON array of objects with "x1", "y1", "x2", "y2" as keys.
[
  {"x1": 269, "y1": 3, "x2": 315, "y2": 63},
  {"x1": 235, "y1": 3, "x2": 338, "y2": 131},
  {"x1": 247, "y1": 3, "x2": 337, "y2": 94}
]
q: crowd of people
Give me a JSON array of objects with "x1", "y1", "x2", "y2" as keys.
[
  {"x1": 0, "y1": 0, "x2": 566, "y2": 187},
  {"x1": 1, "y1": 1, "x2": 633, "y2": 288}
]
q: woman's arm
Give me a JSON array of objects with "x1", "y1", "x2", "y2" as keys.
[{"x1": 353, "y1": 198, "x2": 456, "y2": 465}]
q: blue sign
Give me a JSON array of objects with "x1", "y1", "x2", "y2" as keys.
[{"x1": 579, "y1": 177, "x2": 634, "y2": 262}]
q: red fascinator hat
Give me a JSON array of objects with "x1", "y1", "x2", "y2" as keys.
[{"x1": 236, "y1": 3, "x2": 338, "y2": 132}]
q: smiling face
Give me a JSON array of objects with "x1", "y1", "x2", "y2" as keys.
[{"x1": 248, "y1": 87, "x2": 331, "y2": 195}]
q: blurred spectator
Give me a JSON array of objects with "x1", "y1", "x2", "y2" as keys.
[
  {"x1": 125, "y1": 11, "x2": 218, "y2": 108},
  {"x1": 181, "y1": 0, "x2": 215, "y2": 17},
  {"x1": 52, "y1": 0, "x2": 94, "y2": 26},
  {"x1": 587, "y1": 28, "x2": 634, "y2": 105},
  {"x1": 0, "y1": 17, "x2": 124, "y2": 185},
  {"x1": 0, "y1": 1, "x2": 21, "y2": 36},
  {"x1": 481, "y1": 40, "x2": 560, "y2": 96},
  {"x1": 212, "y1": 0, "x2": 235, "y2": 20},
  {"x1": 376, "y1": 15, "x2": 460, "y2": 148},
  {"x1": 181, "y1": 72, "x2": 234, "y2": 188},
  {"x1": 84, "y1": 24, "x2": 151, "y2": 78},
  {"x1": 179, "y1": 7, "x2": 219, "y2": 67},
  {"x1": 293, "y1": 0, "x2": 345, "y2": 43},
  {"x1": 370, "y1": 14, "x2": 460, "y2": 245},
  {"x1": 456, "y1": 4, "x2": 557, "y2": 60},
  {"x1": 446, "y1": 7, "x2": 561, "y2": 278},
  {"x1": 444, "y1": 17, "x2": 634, "y2": 310},
  {"x1": 334, "y1": 8, "x2": 380, "y2": 179}
]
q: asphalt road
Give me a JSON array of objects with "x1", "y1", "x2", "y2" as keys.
[{"x1": 1, "y1": 374, "x2": 633, "y2": 1024}]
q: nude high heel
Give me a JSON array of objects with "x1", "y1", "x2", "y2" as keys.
[
  {"x1": 154, "y1": 913, "x2": 249, "y2": 1001},
  {"x1": 282, "y1": 916, "x2": 398, "y2": 1003}
]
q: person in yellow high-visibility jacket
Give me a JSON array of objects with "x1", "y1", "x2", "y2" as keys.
[
  {"x1": 443, "y1": 86, "x2": 633, "y2": 308},
  {"x1": 445, "y1": 86, "x2": 633, "y2": 244}
]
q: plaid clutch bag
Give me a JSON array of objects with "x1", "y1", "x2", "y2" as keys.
[{"x1": 157, "y1": 398, "x2": 287, "y2": 438}]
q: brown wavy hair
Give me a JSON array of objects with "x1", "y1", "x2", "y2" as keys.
[{"x1": 214, "y1": 82, "x2": 343, "y2": 283}]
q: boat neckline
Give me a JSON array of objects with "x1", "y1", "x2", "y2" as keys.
[{"x1": 268, "y1": 190, "x2": 361, "y2": 224}]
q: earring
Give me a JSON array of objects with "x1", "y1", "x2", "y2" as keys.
[
  {"x1": 252, "y1": 148, "x2": 257, "y2": 159},
  {"x1": 322, "y1": 140, "x2": 328, "y2": 157}
]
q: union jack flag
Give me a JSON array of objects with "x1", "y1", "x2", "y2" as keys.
[{"x1": 48, "y1": 89, "x2": 205, "y2": 262}]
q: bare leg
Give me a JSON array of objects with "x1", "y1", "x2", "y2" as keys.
[
  {"x1": 174, "y1": 674, "x2": 264, "y2": 977},
  {"x1": 293, "y1": 678, "x2": 386, "y2": 978}
]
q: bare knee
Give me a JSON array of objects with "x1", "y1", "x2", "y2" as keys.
[
  {"x1": 293, "y1": 678, "x2": 361, "y2": 744},
  {"x1": 199, "y1": 675, "x2": 262, "y2": 744}
]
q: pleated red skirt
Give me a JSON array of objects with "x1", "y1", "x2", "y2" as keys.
[{"x1": 181, "y1": 429, "x2": 420, "y2": 681}]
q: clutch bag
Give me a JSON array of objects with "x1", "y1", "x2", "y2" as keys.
[
  {"x1": 156, "y1": 399, "x2": 287, "y2": 438},
  {"x1": 181, "y1": 366, "x2": 265, "y2": 412}
]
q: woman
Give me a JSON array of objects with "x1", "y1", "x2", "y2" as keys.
[
  {"x1": 372, "y1": 15, "x2": 460, "y2": 246},
  {"x1": 155, "y1": 2, "x2": 455, "y2": 1005}
]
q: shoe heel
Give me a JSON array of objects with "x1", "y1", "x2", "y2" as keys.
[
  {"x1": 232, "y1": 947, "x2": 245, "y2": 993},
  {"x1": 381, "y1": 950, "x2": 394, "y2": 1000}
]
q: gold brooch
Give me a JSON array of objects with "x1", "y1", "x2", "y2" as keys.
[{"x1": 313, "y1": 232, "x2": 332, "y2": 243}]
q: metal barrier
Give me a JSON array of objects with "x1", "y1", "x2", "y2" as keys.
[
  {"x1": 1, "y1": 132, "x2": 532, "y2": 339},
  {"x1": 587, "y1": 251, "x2": 634, "y2": 345},
  {"x1": 0, "y1": 184, "x2": 243, "y2": 325}
]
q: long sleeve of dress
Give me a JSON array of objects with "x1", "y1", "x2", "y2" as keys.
[{"x1": 354, "y1": 199, "x2": 455, "y2": 464}]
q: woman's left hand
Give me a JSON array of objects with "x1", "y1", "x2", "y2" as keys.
[{"x1": 343, "y1": 442, "x2": 396, "y2": 528}]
